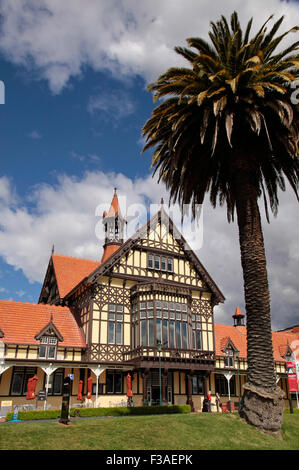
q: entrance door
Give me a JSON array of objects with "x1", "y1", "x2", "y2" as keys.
[
  {"x1": 151, "y1": 386, "x2": 160, "y2": 404},
  {"x1": 150, "y1": 370, "x2": 160, "y2": 405},
  {"x1": 149, "y1": 370, "x2": 173, "y2": 405}
]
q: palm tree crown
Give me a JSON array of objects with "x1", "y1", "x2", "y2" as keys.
[{"x1": 143, "y1": 12, "x2": 299, "y2": 221}]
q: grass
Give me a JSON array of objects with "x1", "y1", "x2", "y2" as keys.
[{"x1": 0, "y1": 412, "x2": 298, "y2": 450}]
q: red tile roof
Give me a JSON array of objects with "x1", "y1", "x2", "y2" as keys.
[
  {"x1": 215, "y1": 324, "x2": 247, "y2": 358},
  {"x1": 52, "y1": 254, "x2": 100, "y2": 298},
  {"x1": 0, "y1": 300, "x2": 86, "y2": 347},
  {"x1": 215, "y1": 323, "x2": 299, "y2": 362}
]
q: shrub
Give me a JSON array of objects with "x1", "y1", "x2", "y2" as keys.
[
  {"x1": 73, "y1": 404, "x2": 190, "y2": 418},
  {"x1": 6, "y1": 404, "x2": 191, "y2": 421},
  {"x1": 6, "y1": 409, "x2": 62, "y2": 421}
]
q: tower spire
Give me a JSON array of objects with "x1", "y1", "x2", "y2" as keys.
[
  {"x1": 101, "y1": 188, "x2": 126, "y2": 263},
  {"x1": 233, "y1": 306, "x2": 245, "y2": 327}
]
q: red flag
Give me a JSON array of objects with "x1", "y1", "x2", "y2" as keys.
[
  {"x1": 286, "y1": 361, "x2": 299, "y2": 392},
  {"x1": 77, "y1": 380, "x2": 83, "y2": 401},
  {"x1": 126, "y1": 373, "x2": 133, "y2": 397},
  {"x1": 86, "y1": 376, "x2": 93, "y2": 399},
  {"x1": 26, "y1": 375, "x2": 38, "y2": 400}
]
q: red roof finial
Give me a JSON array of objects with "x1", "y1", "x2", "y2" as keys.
[
  {"x1": 104, "y1": 188, "x2": 121, "y2": 218},
  {"x1": 233, "y1": 306, "x2": 244, "y2": 317}
]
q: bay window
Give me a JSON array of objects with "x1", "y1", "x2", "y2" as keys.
[{"x1": 132, "y1": 298, "x2": 190, "y2": 349}]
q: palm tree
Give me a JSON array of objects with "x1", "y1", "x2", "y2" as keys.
[{"x1": 142, "y1": 12, "x2": 299, "y2": 434}]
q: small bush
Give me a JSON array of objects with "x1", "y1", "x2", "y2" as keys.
[{"x1": 6, "y1": 404, "x2": 190, "y2": 421}]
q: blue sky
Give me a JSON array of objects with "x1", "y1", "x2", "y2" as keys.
[
  {"x1": 0, "y1": 61, "x2": 155, "y2": 303},
  {"x1": 0, "y1": 63, "x2": 153, "y2": 191},
  {"x1": 0, "y1": 0, "x2": 298, "y2": 329}
]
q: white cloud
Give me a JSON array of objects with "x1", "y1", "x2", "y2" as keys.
[
  {"x1": 0, "y1": 1, "x2": 297, "y2": 93},
  {"x1": 87, "y1": 90, "x2": 135, "y2": 120},
  {"x1": 0, "y1": 171, "x2": 298, "y2": 329},
  {"x1": 27, "y1": 129, "x2": 42, "y2": 139},
  {"x1": 0, "y1": 176, "x2": 18, "y2": 205},
  {"x1": 16, "y1": 289, "x2": 26, "y2": 297},
  {"x1": 70, "y1": 150, "x2": 101, "y2": 164}
]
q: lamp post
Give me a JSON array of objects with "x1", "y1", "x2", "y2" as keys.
[
  {"x1": 157, "y1": 340, "x2": 162, "y2": 406},
  {"x1": 235, "y1": 349, "x2": 241, "y2": 412}
]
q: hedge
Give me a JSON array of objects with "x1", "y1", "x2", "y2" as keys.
[
  {"x1": 6, "y1": 404, "x2": 191, "y2": 421},
  {"x1": 6, "y1": 409, "x2": 63, "y2": 421},
  {"x1": 74, "y1": 404, "x2": 191, "y2": 418}
]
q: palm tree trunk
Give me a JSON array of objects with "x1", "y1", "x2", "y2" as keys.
[{"x1": 234, "y1": 164, "x2": 284, "y2": 435}]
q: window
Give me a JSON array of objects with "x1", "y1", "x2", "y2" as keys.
[
  {"x1": 108, "y1": 304, "x2": 124, "y2": 344},
  {"x1": 215, "y1": 374, "x2": 236, "y2": 396},
  {"x1": 10, "y1": 367, "x2": 37, "y2": 396},
  {"x1": 224, "y1": 349, "x2": 234, "y2": 368},
  {"x1": 147, "y1": 254, "x2": 173, "y2": 272},
  {"x1": 106, "y1": 370, "x2": 122, "y2": 394},
  {"x1": 191, "y1": 376, "x2": 204, "y2": 395},
  {"x1": 38, "y1": 336, "x2": 57, "y2": 359},
  {"x1": 47, "y1": 368, "x2": 64, "y2": 395},
  {"x1": 133, "y1": 298, "x2": 190, "y2": 349},
  {"x1": 155, "y1": 256, "x2": 160, "y2": 270},
  {"x1": 148, "y1": 254, "x2": 154, "y2": 269},
  {"x1": 92, "y1": 382, "x2": 104, "y2": 395},
  {"x1": 192, "y1": 315, "x2": 202, "y2": 350}
]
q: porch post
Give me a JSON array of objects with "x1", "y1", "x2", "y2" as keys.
[
  {"x1": 162, "y1": 369, "x2": 168, "y2": 404},
  {"x1": 203, "y1": 371, "x2": 210, "y2": 397},
  {"x1": 40, "y1": 364, "x2": 59, "y2": 410},
  {"x1": 142, "y1": 369, "x2": 149, "y2": 405},
  {"x1": 223, "y1": 372, "x2": 233, "y2": 404},
  {"x1": 186, "y1": 371, "x2": 194, "y2": 412},
  {"x1": 89, "y1": 365, "x2": 106, "y2": 407}
]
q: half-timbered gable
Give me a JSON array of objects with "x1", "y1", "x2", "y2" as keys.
[{"x1": 66, "y1": 204, "x2": 225, "y2": 386}]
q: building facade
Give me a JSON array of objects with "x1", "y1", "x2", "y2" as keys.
[{"x1": 0, "y1": 191, "x2": 298, "y2": 414}]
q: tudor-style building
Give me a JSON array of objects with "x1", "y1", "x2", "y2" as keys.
[{"x1": 0, "y1": 190, "x2": 298, "y2": 414}]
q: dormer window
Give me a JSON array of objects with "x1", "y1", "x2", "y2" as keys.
[
  {"x1": 39, "y1": 336, "x2": 57, "y2": 359},
  {"x1": 34, "y1": 313, "x2": 63, "y2": 359},
  {"x1": 224, "y1": 348, "x2": 234, "y2": 368}
]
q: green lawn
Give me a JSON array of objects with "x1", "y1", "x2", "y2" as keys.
[{"x1": 0, "y1": 412, "x2": 298, "y2": 450}]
